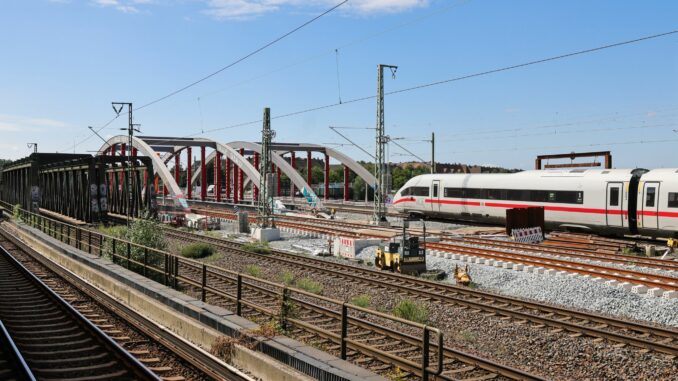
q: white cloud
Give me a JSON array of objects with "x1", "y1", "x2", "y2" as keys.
[
  {"x1": 91, "y1": 0, "x2": 141, "y2": 14},
  {"x1": 0, "y1": 114, "x2": 69, "y2": 133},
  {"x1": 203, "y1": 0, "x2": 429, "y2": 20}
]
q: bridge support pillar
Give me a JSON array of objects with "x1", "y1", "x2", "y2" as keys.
[
  {"x1": 344, "y1": 165, "x2": 349, "y2": 201},
  {"x1": 277, "y1": 166, "x2": 281, "y2": 197},
  {"x1": 187, "y1": 147, "x2": 192, "y2": 199},
  {"x1": 253, "y1": 152, "x2": 259, "y2": 201},
  {"x1": 120, "y1": 143, "x2": 126, "y2": 186},
  {"x1": 174, "y1": 153, "x2": 180, "y2": 189},
  {"x1": 215, "y1": 151, "x2": 222, "y2": 202},
  {"x1": 290, "y1": 151, "x2": 296, "y2": 198},
  {"x1": 239, "y1": 148, "x2": 245, "y2": 202},
  {"x1": 324, "y1": 153, "x2": 329, "y2": 200},
  {"x1": 307, "y1": 151, "x2": 312, "y2": 191},
  {"x1": 226, "y1": 158, "x2": 231, "y2": 201},
  {"x1": 200, "y1": 146, "x2": 207, "y2": 201}
]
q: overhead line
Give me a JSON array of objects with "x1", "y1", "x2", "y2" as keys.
[
  {"x1": 202, "y1": 29, "x2": 678, "y2": 135},
  {"x1": 136, "y1": 0, "x2": 348, "y2": 111},
  {"x1": 449, "y1": 138, "x2": 678, "y2": 154},
  {"x1": 68, "y1": 0, "x2": 346, "y2": 152}
]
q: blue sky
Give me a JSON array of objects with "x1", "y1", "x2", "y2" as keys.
[{"x1": 1, "y1": 0, "x2": 677, "y2": 169}]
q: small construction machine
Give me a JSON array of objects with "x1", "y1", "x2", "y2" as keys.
[{"x1": 375, "y1": 220, "x2": 427, "y2": 275}]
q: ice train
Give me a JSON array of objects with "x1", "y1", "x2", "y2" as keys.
[{"x1": 392, "y1": 168, "x2": 678, "y2": 238}]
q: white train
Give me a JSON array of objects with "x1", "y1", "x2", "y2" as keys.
[{"x1": 392, "y1": 168, "x2": 678, "y2": 238}]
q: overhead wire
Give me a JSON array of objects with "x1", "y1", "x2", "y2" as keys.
[
  {"x1": 135, "y1": 0, "x2": 348, "y2": 112},
  {"x1": 68, "y1": 0, "x2": 347, "y2": 152},
  {"x1": 448, "y1": 137, "x2": 678, "y2": 154},
  {"x1": 198, "y1": 29, "x2": 678, "y2": 135}
]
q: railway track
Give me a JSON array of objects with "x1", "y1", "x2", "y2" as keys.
[
  {"x1": 0, "y1": 238, "x2": 161, "y2": 380},
  {"x1": 3, "y1": 209, "x2": 542, "y2": 380},
  {"x1": 0, "y1": 320, "x2": 34, "y2": 381},
  {"x1": 173, "y1": 258, "x2": 537, "y2": 381},
  {"x1": 163, "y1": 228, "x2": 678, "y2": 358},
  {"x1": 0, "y1": 226, "x2": 251, "y2": 381},
  {"x1": 193, "y1": 209, "x2": 678, "y2": 288}
]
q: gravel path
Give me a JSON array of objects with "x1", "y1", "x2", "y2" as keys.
[{"x1": 168, "y1": 231, "x2": 678, "y2": 381}]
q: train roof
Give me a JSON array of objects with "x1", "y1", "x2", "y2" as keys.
[{"x1": 412, "y1": 168, "x2": 642, "y2": 180}]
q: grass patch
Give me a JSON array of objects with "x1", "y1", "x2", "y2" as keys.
[
  {"x1": 295, "y1": 278, "x2": 323, "y2": 294},
  {"x1": 203, "y1": 252, "x2": 224, "y2": 263},
  {"x1": 392, "y1": 299, "x2": 428, "y2": 324},
  {"x1": 242, "y1": 241, "x2": 271, "y2": 254},
  {"x1": 245, "y1": 264, "x2": 262, "y2": 278},
  {"x1": 180, "y1": 243, "x2": 215, "y2": 259},
  {"x1": 350, "y1": 294, "x2": 371, "y2": 308},
  {"x1": 456, "y1": 329, "x2": 477, "y2": 344},
  {"x1": 279, "y1": 271, "x2": 295, "y2": 286}
]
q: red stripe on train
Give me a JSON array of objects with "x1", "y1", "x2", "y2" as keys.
[{"x1": 396, "y1": 197, "x2": 678, "y2": 218}]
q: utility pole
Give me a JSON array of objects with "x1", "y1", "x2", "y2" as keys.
[
  {"x1": 430, "y1": 132, "x2": 436, "y2": 174},
  {"x1": 112, "y1": 102, "x2": 139, "y2": 228},
  {"x1": 374, "y1": 64, "x2": 397, "y2": 226},
  {"x1": 258, "y1": 107, "x2": 276, "y2": 228}
]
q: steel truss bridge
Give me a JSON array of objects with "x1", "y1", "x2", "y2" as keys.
[{"x1": 0, "y1": 136, "x2": 375, "y2": 223}]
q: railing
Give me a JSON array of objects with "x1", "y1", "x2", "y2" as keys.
[{"x1": 0, "y1": 200, "x2": 444, "y2": 380}]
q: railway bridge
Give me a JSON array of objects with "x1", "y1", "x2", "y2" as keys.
[{"x1": 0, "y1": 135, "x2": 375, "y2": 223}]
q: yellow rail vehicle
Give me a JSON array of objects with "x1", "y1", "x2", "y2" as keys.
[{"x1": 375, "y1": 237, "x2": 427, "y2": 276}]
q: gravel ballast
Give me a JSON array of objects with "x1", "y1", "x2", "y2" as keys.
[{"x1": 168, "y1": 227, "x2": 678, "y2": 381}]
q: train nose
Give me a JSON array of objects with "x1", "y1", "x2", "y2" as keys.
[{"x1": 392, "y1": 198, "x2": 403, "y2": 212}]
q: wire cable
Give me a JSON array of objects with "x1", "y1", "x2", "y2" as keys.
[
  {"x1": 200, "y1": 29, "x2": 678, "y2": 135},
  {"x1": 136, "y1": 0, "x2": 348, "y2": 112}
]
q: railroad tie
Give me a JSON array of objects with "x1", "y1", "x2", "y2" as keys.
[{"x1": 441, "y1": 365, "x2": 476, "y2": 375}]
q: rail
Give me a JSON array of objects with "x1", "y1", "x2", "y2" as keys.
[
  {"x1": 0, "y1": 320, "x2": 35, "y2": 381},
  {"x1": 0, "y1": 201, "x2": 447, "y2": 380}
]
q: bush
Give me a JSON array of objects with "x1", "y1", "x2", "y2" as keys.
[
  {"x1": 245, "y1": 264, "x2": 262, "y2": 277},
  {"x1": 393, "y1": 299, "x2": 428, "y2": 324},
  {"x1": 12, "y1": 204, "x2": 23, "y2": 221},
  {"x1": 180, "y1": 243, "x2": 215, "y2": 259},
  {"x1": 279, "y1": 271, "x2": 295, "y2": 286},
  {"x1": 350, "y1": 295, "x2": 370, "y2": 308},
  {"x1": 295, "y1": 278, "x2": 323, "y2": 294},
  {"x1": 98, "y1": 220, "x2": 167, "y2": 279},
  {"x1": 242, "y1": 241, "x2": 271, "y2": 254}
]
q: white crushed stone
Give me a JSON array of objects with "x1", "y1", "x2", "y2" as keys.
[{"x1": 355, "y1": 245, "x2": 678, "y2": 327}]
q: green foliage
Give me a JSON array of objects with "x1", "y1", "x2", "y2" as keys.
[
  {"x1": 350, "y1": 294, "x2": 370, "y2": 308},
  {"x1": 98, "y1": 220, "x2": 167, "y2": 275},
  {"x1": 12, "y1": 204, "x2": 23, "y2": 221},
  {"x1": 392, "y1": 299, "x2": 428, "y2": 324},
  {"x1": 180, "y1": 243, "x2": 215, "y2": 259},
  {"x1": 295, "y1": 278, "x2": 323, "y2": 294},
  {"x1": 279, "y1": 271, "x2": 295, "y2": 286},
  {"x1": 242, "y1": 241, "x2": 271, "y2": 254},
  {"x1": 245, "y1": 264, "x2": 262, "y2": 277},
  {"x1": 126, "y1": 219, "x2": 167, "y2": 251}
]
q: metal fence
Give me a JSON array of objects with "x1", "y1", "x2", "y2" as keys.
[{"x1": 0, "y1": 200, "x2": 444, "y2": 380}]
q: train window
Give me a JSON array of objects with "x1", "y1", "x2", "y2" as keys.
[
  {"x1": 646, "y1": 187, "x2": 656, "y2": 207},
  {"x1": 486, "y1": 189, "x2": 502, "y2": 200},
  {"x1": 669, "y1": 193, "x2": 678, "y2": 208},
  {"x1": 462, "y1": 188, "x2": 481, "y2": 199},
  {"x1": 400, "y1": 187, "x2": 410, "y2": 196},
  {"x1": 610, "y1": 188, "x2": 619, "y2": 206},
  {"x1": 432, "y1": 184, "x2": 438, "y2": 197},
  {"x1": 411, "y1": 187, "x2": 429, "y2": 197},
  {"x1": 444, "y1": 188, "x2": 463, "y2": 198}
]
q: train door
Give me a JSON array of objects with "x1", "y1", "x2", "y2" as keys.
[
  {"x1": 642, "y1": 182, "x2": 660, "y2": 230},
  {"x1": 431, "y1": 180, "x2": 441, "y2": 213},
  {"x1": 605, "y1": 182, "x2": 624, "y2": 227}
]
